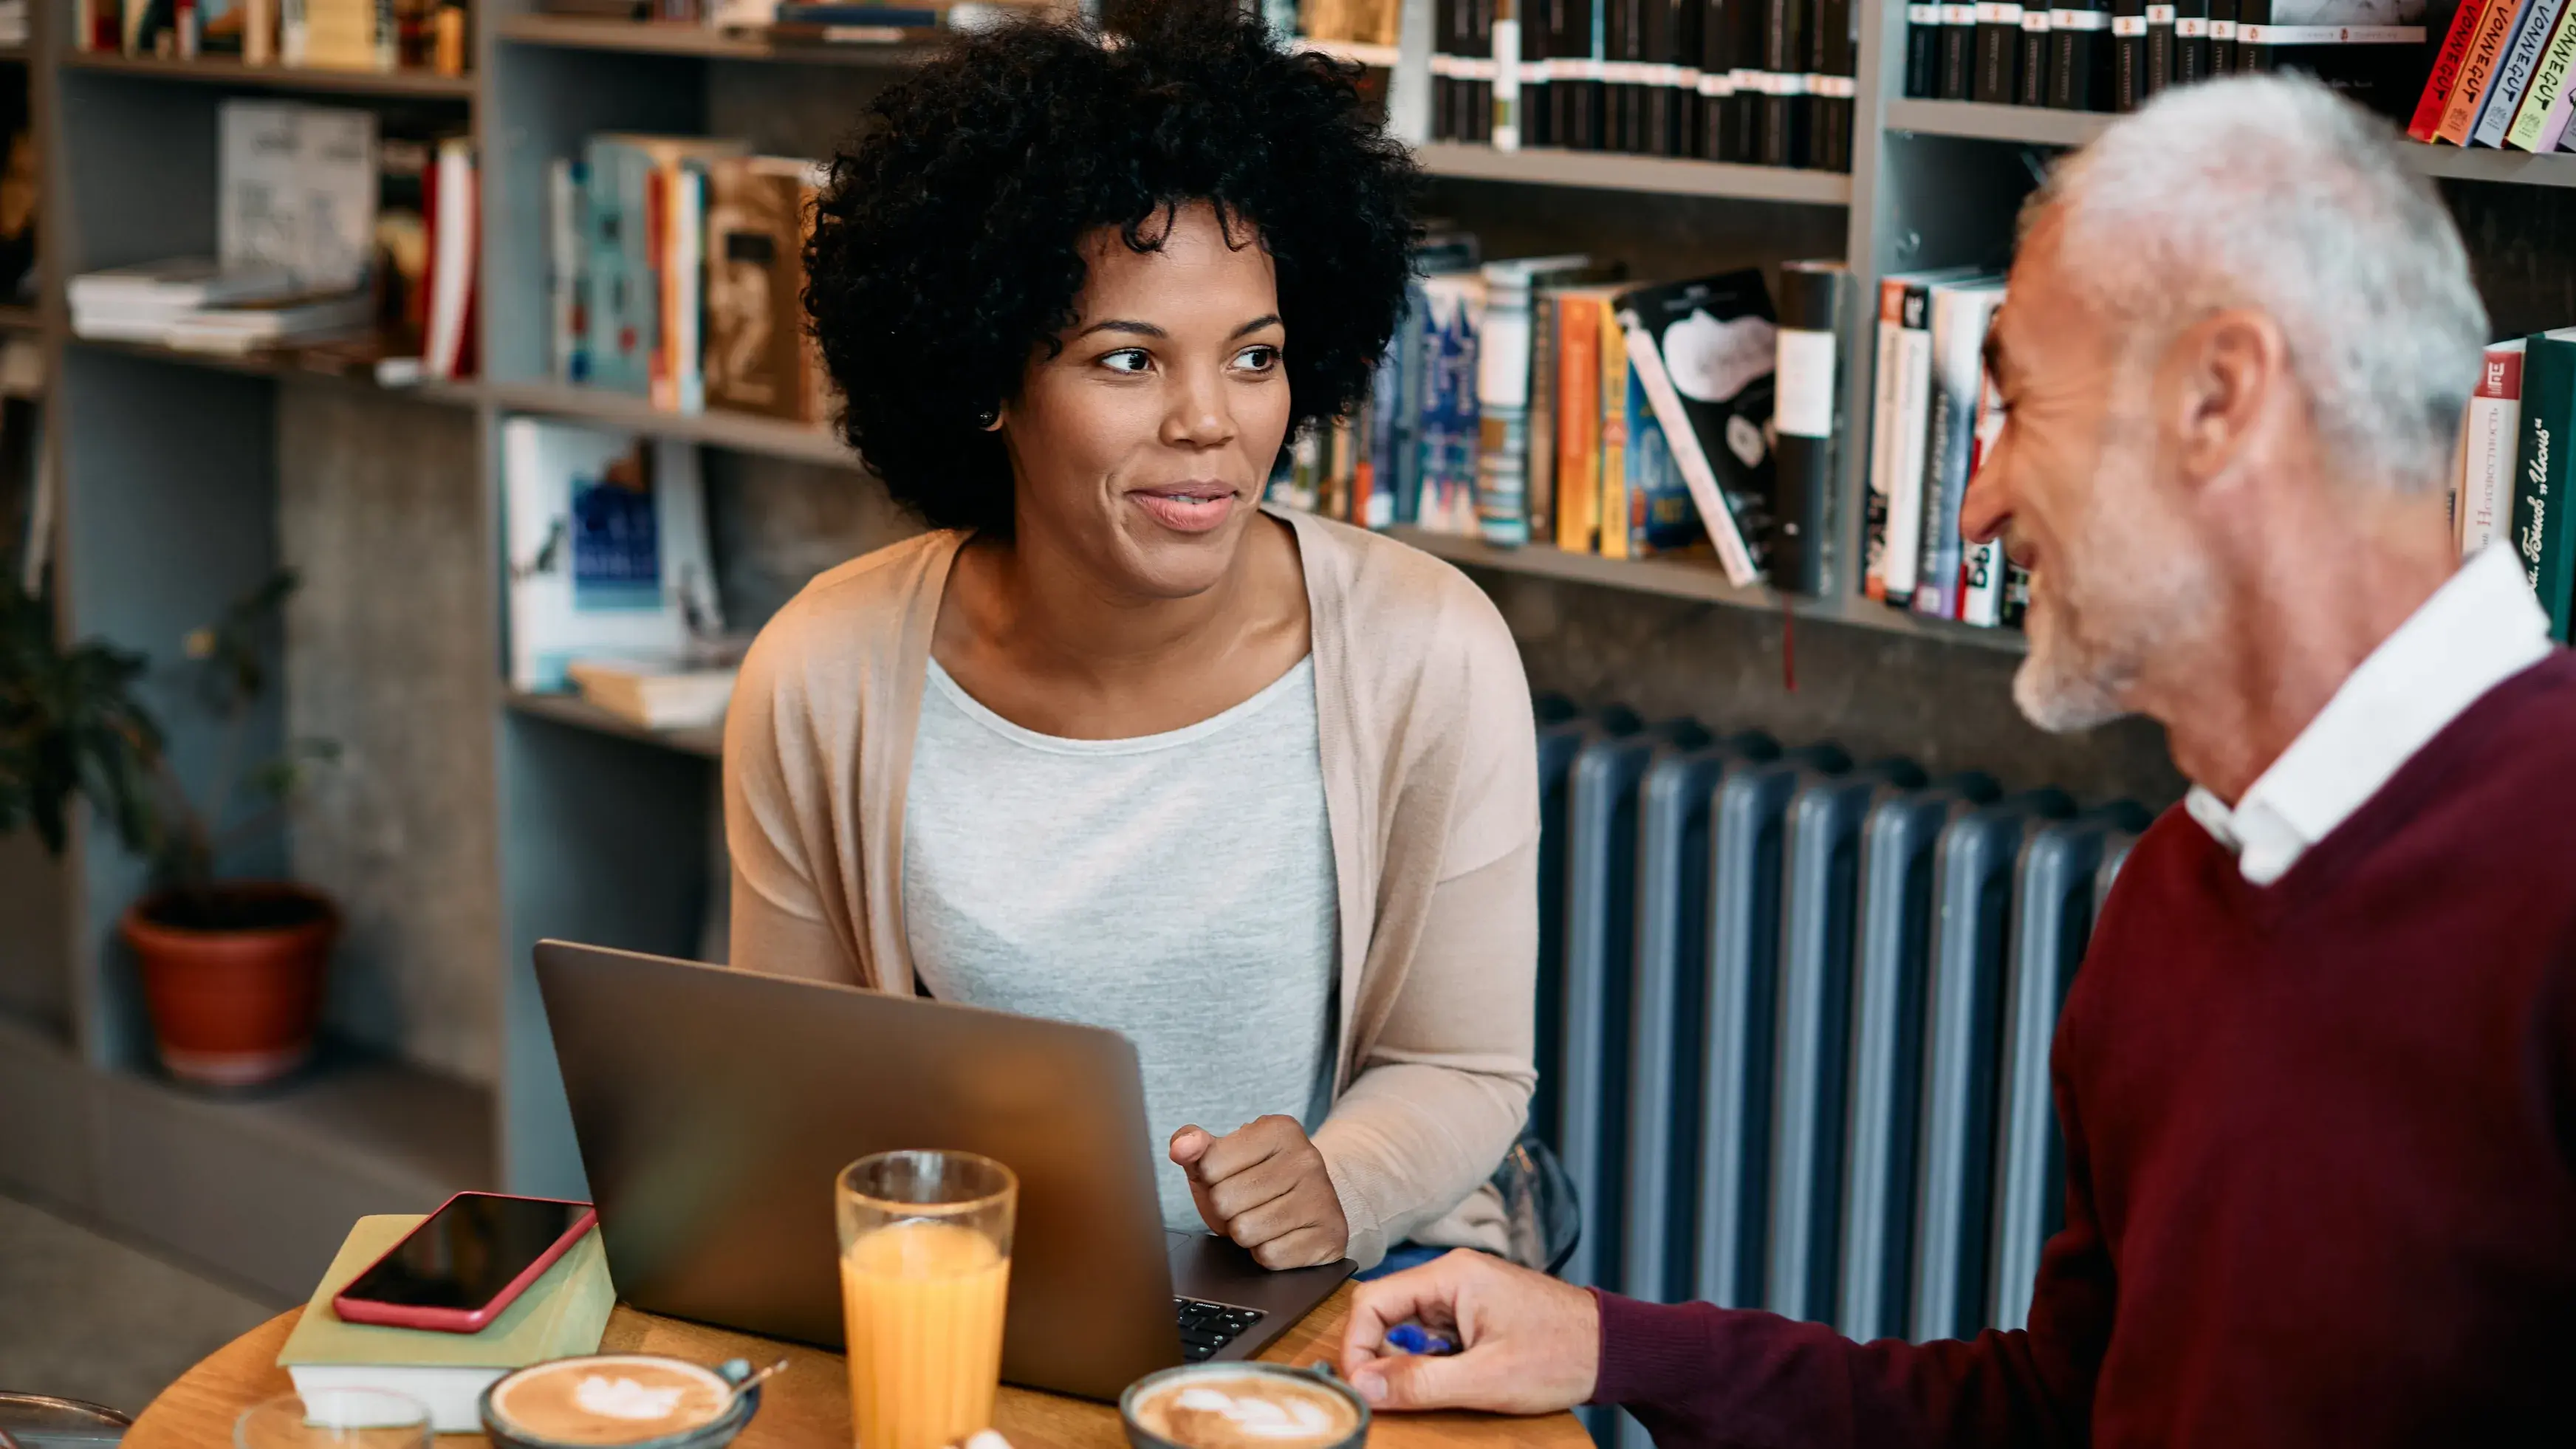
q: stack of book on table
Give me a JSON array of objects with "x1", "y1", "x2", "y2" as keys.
[{"x1": 277, "y1": 1214, "x2": 614, "y2": 1434}]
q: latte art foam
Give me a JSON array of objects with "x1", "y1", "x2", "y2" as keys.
[
  {"x1": 490, "y1": 1354, "x2": 732, "y2": 1446},
  {"x1": 1131, "y1": 1374, "x2": 1358, "y2": 1449}
]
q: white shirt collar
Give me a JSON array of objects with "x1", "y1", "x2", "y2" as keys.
[{"x1": 2184, "y1": 544, "x2": 2552, "y2": 886}]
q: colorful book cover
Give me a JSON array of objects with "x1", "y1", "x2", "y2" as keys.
[
  {"x1": 1617, "y1": 270, "x2": 1780, "y2": 585},
  {"x1": 1417, "y1": 273, "x2": 1487, "y2": 536}
]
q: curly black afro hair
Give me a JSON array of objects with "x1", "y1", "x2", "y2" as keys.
[{"x1": 804, "y1": 1, "x2": 1420, "y2": 535}]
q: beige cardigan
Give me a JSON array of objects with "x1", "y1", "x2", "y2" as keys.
[{"x1": 721, "y1": 507, "x2": 1539, "y2": 1267}]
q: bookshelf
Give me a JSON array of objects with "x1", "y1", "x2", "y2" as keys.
[{"x1": 1, "y1": 0, "x2": 2565, "y2": 1305}]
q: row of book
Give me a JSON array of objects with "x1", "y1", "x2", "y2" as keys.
[
  {"x1": 1857, "y1": 270, "x2": 2024, "y2": 628},
  {"x1": 68, "y1": 100, "x2": 476, "y2": 375},
  {"x1": 537, "y1": 0, "x2": 1066, "y2": 46},
  {"x1": 1267, "y1": 232, "x2": 1852, "y2": 593},
  {"x1": 78, "y1": 0, "x2": 472, "y2": 75},
  {"x1": 2464, "y1": 328, "x2": 2576, "y2": 638},
  {"x1": 1901, "y1": 2, "x2": 2432, "y2": 119},
  {"x1": 2408, "y1": 0, "x2": 2576, "y2": 151},
  {"x1": 1429, "y1": 0, "x2": 1860, "y2": 171},
  {"x1": 548, "y1": 135, "x2": 830, "y2": 425}
]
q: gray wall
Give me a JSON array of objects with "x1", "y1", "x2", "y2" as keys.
[{"x1": 278, "y1": 381, "x2": 501, "y2": 1084}]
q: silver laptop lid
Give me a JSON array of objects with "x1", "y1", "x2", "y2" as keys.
[{"x1": 533, "y1": 939, "x2": 1184, "y2": 1398}]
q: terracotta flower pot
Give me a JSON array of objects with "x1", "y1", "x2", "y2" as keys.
[{"x1": 120, "y1": 882, "x2": 338, "y2": 1089}]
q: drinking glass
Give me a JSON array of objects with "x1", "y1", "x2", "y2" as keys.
[
  {"x1": 836, "y1": 1149, "x2": 1018, "y2": 1449},
  {"x1": 234, "y1": 1388, "x2": 431, "y2": 1449}
]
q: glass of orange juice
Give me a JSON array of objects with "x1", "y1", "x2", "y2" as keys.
[{"x1": 836, "y1": 1150, "x2": 1017, "y2": 1449}]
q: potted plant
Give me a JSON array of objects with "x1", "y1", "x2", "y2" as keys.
[{"x1": 1, "y1": 571, "x2": 340, "y2": 1088}]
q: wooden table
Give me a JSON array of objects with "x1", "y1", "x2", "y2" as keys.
[{"x1": 126, "y1": 1285, "x2": 1589, "y2": 1449}]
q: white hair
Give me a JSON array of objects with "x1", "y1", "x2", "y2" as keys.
[{"x1": 2027, "y1": 73, "x2": 2487, "y2": 496}]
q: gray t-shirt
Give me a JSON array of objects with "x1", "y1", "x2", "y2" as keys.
[{"x1": 901, "y1": 656, "x2": 1340, "y2": 1232}]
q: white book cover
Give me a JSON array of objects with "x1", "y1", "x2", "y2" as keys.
[
  {"x1": 549, "y1": 158, "x2": 587, "y2": 385},
  {"x1": 1958, "y1": 368, "x2": 2010, "y2": 627},
  {"x1": 219, "y1": 101, "x2": 304, "y2": 281},
  {"x1": 1865, "y1": 278, "x2": 1911, "y2": 601},
  {"x1": 298, "y1": 106, "x2": 379, "y2": 294},
  {"x1": 1912, "y1": 280, "x2": 2007, "y2": 621},
  {"x1": 2462, "y1": 339, "x2": 2527, "y2": 556},
  {"x1": 676, "y1": 165, "x2": 707, "y2": 415},
  {"x1": 425, "y1": 138, "x2": 476, "y2": 380},
  {"x1": 1880, "y1": 284, "x2": 1947, "y2": 603},
  {"x1": 504, "y1": 419, "x2": 720, "y2": 693}
]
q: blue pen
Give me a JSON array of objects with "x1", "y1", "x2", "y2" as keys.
[{"x1": 1385, "y1": 1323, "x2": 1457, "y2": 1356}]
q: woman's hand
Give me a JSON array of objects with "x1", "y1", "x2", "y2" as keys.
[{"x1": 1168, "y1": 1115, "x2": 1350, "y2": 1269}]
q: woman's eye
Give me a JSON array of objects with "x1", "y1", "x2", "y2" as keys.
[
  {"x1": 1101, "y1": 348, "x2": 1151, "y2": 374},
  {"x1": 1233, "y1": 345, "x2": 1281, "y2": 371}
]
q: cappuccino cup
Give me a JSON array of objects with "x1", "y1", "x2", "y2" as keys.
[
  {"x1": 1120, "y1": 1362, "x2": 1368, "y2": 1449},
  {"x1": 479, "y1": 1354, "x2": 761, "y2": 1449}
]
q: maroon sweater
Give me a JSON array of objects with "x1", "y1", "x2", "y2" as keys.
[{"x1": 1592, "y1": 652, "x2": 2576, "y2": 1448}]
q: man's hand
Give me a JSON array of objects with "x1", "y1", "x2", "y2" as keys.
[
  {"x1": 1168, "y1": 1116, "x2": 1349, "y2": 1269},
  {"x1": 1340, "y1": 1250, "x2": 1600, "y2": 1414}
]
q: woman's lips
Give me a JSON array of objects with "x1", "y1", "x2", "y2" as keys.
[{"x1": 1130, "y1": 486, "x2": 1238, "y2": 535}]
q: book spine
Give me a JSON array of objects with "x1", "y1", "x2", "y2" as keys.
[
  {"x1": 2112, "y1": 0, "x2": 2147, "y2": 108},
  {"x1": 1864, "y1": 278, "x2": 1909, "y2": 601},
  {"x1": 647, "y1": 165, "x2": 674, "y2": 411},
  {"x1": 2543, "y1": 57, "x2": 2576, "y2": 146},
  {"x1": 1555, "y1": 296, "x2": 1603, "y2": 552},
  {"x1": 2050, "y1": 4, "x2": 2111, "y2": 109},
  {"x1": 2145, "y1": 2, "x2": 2174, "y2": 94},
  {"x1": 1973, "y1": 2, "x2": 2023, "y2": 102},
  {"x1": 2018, "y1": 8, "x2": 2054, "y2": 104},
  {"x1": 1812, "y1": 0, "x2": 1856, "y2": 171},
  {"x1": 1495, "y1": 0, "x2": 1526, "y2": 151},
  {"x1": 2205, "y1": 0, "x2": 2236, "y2": 70},
  {"x1": 676, "y1": 165, "x2": 705, "y2": 414},
  {"x1": 549, "y1": 159, "x2": 584, "y2": 385},
  {"x1": 2507, "y1": 0, "x2": 2576, "y2": 144},
  {"x1": 1957, "y1": 366, "x2": 2008, "y2": 626},
  {"x1": 1433, "y1": 0, "x2": 1456, "y2": 141},
  {"x1": 1880, "y1": 280, "x2": 1939, "y2": 605},
  {"x1": 1907, "y1": 2, "x2": 1943, "y2": 94},
  {"x1": 2478, "y1": 0, "x2": 2569, "y2": 145},
  {"x1": 1939, "y1": 1, "x2": 1978, "y2": 97},
  {"x1": 282, "y1": 0, "x2": 306, "y2": 65},
  {"x1": 376, "y1": 0, "x2": 397, "y2": 70},
  {"x1": 2512, "y1": 332, "x2": 2575, "y2": 640},
  {"x1": 2172, "y1": 0, "x2": 2207, "y2": 82},
  {"x1": 1770, "y1": 262, "x2": 1846, "y2": 595},
  {"x1": 2442, "y1": 0, "x2": 2529, "y2": 143},
  {"x1": 1528, "y1": 290, "x2": 1558, "y2": 544},
  {"x1": 2463, "y1": 341, "x2": 2526, "y2": 557},
  {"x1": 1911, "y1": 286, "x2": 1998, "y2": 620},
  {"x1": 1598, "y1": 303, "x2": 1631, "y2": 559},
  {"x1": 1700, "y1": 1, "x2": 1736, "y2": 157},
  {"x1": 1475, "y1": 278, "x2": 1535, "y2": 546},
  {"x1": 1623, "y1": 312, "x2": 1763, "y2": 583},
  {"x1": 1392, "y1": 284, "x2": 1431, "y2": 525}
]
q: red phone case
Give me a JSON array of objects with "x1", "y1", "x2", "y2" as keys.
[{"x1": 332, "y1": 1191, "x2": 600, "y2": 1334}]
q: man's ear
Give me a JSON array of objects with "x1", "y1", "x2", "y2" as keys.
[{"x1": 2171, "y1": 308, "x2": 2286, "y2": 490}]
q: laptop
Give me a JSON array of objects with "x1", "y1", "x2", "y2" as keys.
[{"x1": 532, "y1": 941, "x2": 1355, "y2": 1400}]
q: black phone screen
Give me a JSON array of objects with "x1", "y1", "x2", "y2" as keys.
[{"x1": 340, "y1": 1193, "x2": 590, "y2": 1310}]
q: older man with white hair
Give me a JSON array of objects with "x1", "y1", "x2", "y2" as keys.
[{"x1": 1334, "y1": 72, "x2": 2576, "y2": 1448}]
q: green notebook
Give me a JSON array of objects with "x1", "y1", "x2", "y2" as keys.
[{"x1": 275, "y1": 1213, "x2": 616, "y2": 1432}]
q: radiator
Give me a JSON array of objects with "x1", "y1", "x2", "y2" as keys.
[{"x1": 1533, "y1": 705, "x2": 2146, "y2": 1445}]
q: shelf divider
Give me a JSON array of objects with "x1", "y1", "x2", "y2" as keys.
[{"x1": 60, "y1": 50, "x2": 476, "y2": 98}]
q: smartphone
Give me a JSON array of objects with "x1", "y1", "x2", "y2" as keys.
[{"x1": 333, "y1": 1191, "x2": 599, "y2": 1333}]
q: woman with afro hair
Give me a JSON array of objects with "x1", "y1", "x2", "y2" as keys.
[{"x1": 723, "y1": 0, "x2": 1538, "y2": 1275}]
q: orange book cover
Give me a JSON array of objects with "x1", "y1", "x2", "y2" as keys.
[
  {"x1": 2439, "y1": 0, "x2": 2525, "y2": 143},
  {"x1": 1552, "y1": 289, "x2": 1606, "y2": 553},
  {"x1": 2414, "y1": 0, "x2": 2500, "y2": 140},
  {"x1": 1597, "y1": 295, "x2": 1631, "y2": 561}
]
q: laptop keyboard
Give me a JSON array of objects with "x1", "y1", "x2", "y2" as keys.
[{"x1": 1175, "y1": 1296, "x2": 1265, "y2": 1362}]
